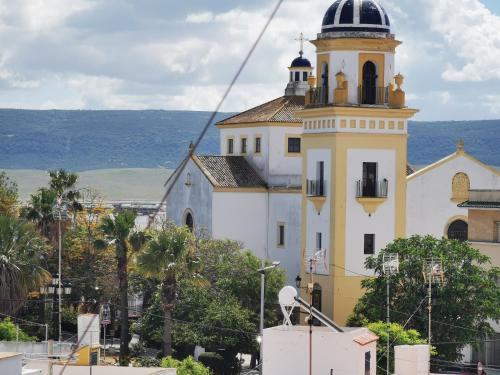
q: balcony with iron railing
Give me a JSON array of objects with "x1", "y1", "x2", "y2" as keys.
[
  {"x1": 357, "y1": 86, "x2": 389, "y2": 106},
  {"x1": 306, "y1": 179, "x2": 327, "y2": 214},
  {"x1": 306, "y1": 85, "x2": 391, "y2": 107},
  {"x1": 307, "y1": 179, "x2": 326, "y2": 197},
  {"x1": 355, "y1": 179, "x2": 389, "y2": 215}
]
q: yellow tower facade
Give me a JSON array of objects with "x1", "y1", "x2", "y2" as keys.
[{"x1": 298, "y1": 0, "x2": 418, "y2": 324}]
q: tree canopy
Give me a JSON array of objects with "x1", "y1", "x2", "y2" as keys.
[{"x1": 348, "y1": 235, "x2": 500, "y2": 362}]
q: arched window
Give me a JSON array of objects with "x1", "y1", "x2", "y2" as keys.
[
  {"x1": 447, "y1": 220, "x2": 468, "y2": 241},
  {"x1": 185, "y1": 211, "x2": 194, "y2": 232},
  {"x1": 321, "y1": 63, "x2": 329, "y2": 104},
  {"x1": 451, "y1": 172, "x2": 470, "y2": 202},
  {"x1": 312, "y1": 283, "x2": 322, "y2": 326},
  {"x1": 362, "y1": 61, "x2": 377, "y2": 105}
]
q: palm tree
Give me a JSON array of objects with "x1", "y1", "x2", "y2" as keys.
[
  {"x1": 48, "y1": 169, "x2": 83, "y2": 222},
  {"x1": 98, "y1": 210, "x2": 142, "y2": 365},
  {"x1": 24, "y1": 188, "x2": 58, "y2": 239},
  {"x1": 0, "y1": 215, "x2": 50, "y2": 315},
  {"x1": 135, "y1": 225, "x2": 198, "y2": 356}
]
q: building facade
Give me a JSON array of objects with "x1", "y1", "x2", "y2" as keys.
[{"x1": 166, "y1": 0, "x2": 500, "y2": 325}]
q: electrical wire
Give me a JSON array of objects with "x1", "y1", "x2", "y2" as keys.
[{"x1": 148, "y1": 0, "x2": 285, "y2": 228}]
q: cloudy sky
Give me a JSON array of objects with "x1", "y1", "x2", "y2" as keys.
[{"x1": 1, "y1": 0, "x2": 500, "y2": 120}]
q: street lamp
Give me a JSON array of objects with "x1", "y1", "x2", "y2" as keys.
[
  {"x1": 40, "y1": 276, "x2": 72, "y2": 340},
  {"x1": 295, "y1": 275, "x2": 302, "y2": 289},
  {"x1": 257, "y1": 260, "x2": 280, "y2": 374},
  {"x1": 383, "y1": 253, "x2": 399, "y2": 375}
]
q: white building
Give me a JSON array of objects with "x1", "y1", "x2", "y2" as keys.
[{"x1": 166, "y1": 0, "x2": 500, "y2": 324}]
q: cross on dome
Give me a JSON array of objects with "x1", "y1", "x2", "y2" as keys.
[{"x1": 295, "y1": 32, "x2": 309, "y2": 57}]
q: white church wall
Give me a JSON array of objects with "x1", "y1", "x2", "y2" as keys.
[
  {"x1": 166, "y1": 159, "x2": 213, "y2": 233},
  {"x1": 268, "y1": 192, "x2": 302, "y2": 285},
  {"x1": 407, "y1": 155, "x2": 500, "y2": 238},
  {"x1": 212, "y1": 192, "x2": 267, "y2": 259},
  {"x1": 345, "y1": 149, "x2": 396, "y2": 276},
  {"x1": 306, "y1": 149, "x2": 331, "y2": 275},
  {"x1": 268, "y1": 126, "x2": 303, "y2": 186}
]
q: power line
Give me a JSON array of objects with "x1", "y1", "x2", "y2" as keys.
[{"x1": 148, "y1": 0, "x2": 286, "y2": 228}]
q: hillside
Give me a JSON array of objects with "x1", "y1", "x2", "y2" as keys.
[{"x1": 0, "y1": 109, "x2": 498, "y2": 170}]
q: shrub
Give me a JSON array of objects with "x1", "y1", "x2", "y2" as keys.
[
  {"x1": 0, "y1": 318, "x2": 35, "y2": 342},
  {"x1": 161, "y1": 356, "x2": 211, "y2": 375},
  {"x1": 198, "y1": 352, "x2": 224, "y2": 374}
]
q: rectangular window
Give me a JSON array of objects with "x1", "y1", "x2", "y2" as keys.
[
  {"x1": 496, "y1": 222, "x2": 500, "y2": 243},
  {"x1": 294, "y1": 71, "x2": 300, "y2": 81},
  {"x1": 241, "y1": 137, "x2": 247, "y2": 154},
  {"x1": 278, "y1": 223, "x2": 286, "y2": 247},
  {"x1": 255, "y1": 137, "x2": 261, "y2": 154},
  {"x1": 365, "y1": 351, "x2": 371, "y2": 375},
  {"x1": 227, "y1": 138, "x2": 234, "y2": 154},
  {"x1": 303, "y1": 72, "x2": 308, "y2": 81},
  {"x1": 317, "y1": 161, "x2": 325, "y2": 196},
  {"x1": 288, "y1": 137, "x2": 301, "y2": 153},
  {"x1": 316, "y1": 232, "x2": 322, "y2": 250},
  {"x1": 362, "y1": 162, "x2": 378, "y2": 197},
  {"x1": 364, "y1": 234, "x2": 375, "y2": 255}
]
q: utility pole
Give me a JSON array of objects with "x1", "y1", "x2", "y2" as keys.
[
  {"x1": 423, "y1": 258, "x2": 445, "y2": 374},
  {"x1": 258, "y1": 260, "x2": 280, "y2": 374},
  {"x1": 383, "y1": 253, "x2": 399, "y2": 375},
  {"x1": 58, "y1": 199, "x2": 62, "y2": 344}
]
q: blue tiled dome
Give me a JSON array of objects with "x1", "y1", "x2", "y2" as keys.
[
  {"x1": 291, "y1": 55, "x2": 312, "y2": 68},
  {"x1": 322, "y1": 0, "x2": 391, "y2": 34}
]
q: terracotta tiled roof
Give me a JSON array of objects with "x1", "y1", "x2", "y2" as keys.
[
  {"x1": 217, "y1": 96, "x2": 305, "y2": 125},
  {"x1": 194, "y1": 155, "x2": 267, "y2": 188}
]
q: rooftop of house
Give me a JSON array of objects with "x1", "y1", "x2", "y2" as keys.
[
  {"x1": 217, "y1": 95, "x2": 305, "y2": 126},
  {"x1": 194, "y1": 155, "x2": 267, "y2": 189},
  {"x1": 458, "y1": 189, "x2": 500, "y2": 209}
]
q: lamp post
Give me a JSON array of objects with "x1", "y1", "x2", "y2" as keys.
[
  {"x1": 40, "y1": 276, "x2": 72, "y2": 341},
  {"x1": 383, "y1": 253, "x2": 399, "y2": 375},
  {"x1": 257, "y1": 260, "x2": 280, "y2": 374},
  {"x1": 423, "y1": 257, "x2": 445, "y2": 374}
]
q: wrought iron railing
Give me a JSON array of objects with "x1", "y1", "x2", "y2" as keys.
[
  {"x1": 308, "y1": 86, "x2": 329, "y2": 106},
  {"x1": 307, "y1": 179, "x2": 326, "y2": 197},
  {"x1": 357, "y1": 86, "x2": 388, "y2": 105},
  {"x1": 356, "y1": 179, "x2": 388, "y2": 198}
]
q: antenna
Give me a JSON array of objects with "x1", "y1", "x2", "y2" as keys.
[{"x1": 279, "y1": 286, "x2": 299, "y2": 327}]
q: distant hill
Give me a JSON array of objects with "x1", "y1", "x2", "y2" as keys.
[{"x1": 0, "y1": 109, "x2": 498, "y2": 170}]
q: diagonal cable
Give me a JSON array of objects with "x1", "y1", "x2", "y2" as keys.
[{"x1": 148, "y1": 0, "x2": 285, "y2": 228}]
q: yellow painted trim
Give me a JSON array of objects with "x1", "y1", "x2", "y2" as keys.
[
  {"x1": 443, "y1": 215, "x2": 469, "y2": 238},
  {"x1": 311, "y1": 38, "x2": 401, "y2": 53},
  {"x1": 296, "y1": 106, "x2": 419, "y2": 119},
  {"x1": 277, "y1": 221, "x2": 286, "y2": 248},
  {"x1": 225, "y1": 136, "x2": 235, "y2": 155},
  {"x1": 240, "y1": 135, "x2": 248, "y2": 155},
  {"x1": 407, "y1": 151, "x2": 500, "y2": 181},
  {"x1": 308, "y1": 196, "x2": 327, "y2": 214},
  {"x1": 213, "y1": 187, "x2": 267, "y2": 193},
  {"x1": 285, "y1": 134, "x2": 302, "y2": 157},
  {"x1": 217, "y1": 121, "x2": 302, "y2": 129},
  {"x1": 356, "y1": 197, "x2": 387, "y2": 215},
  {"x1": 254, "y1": 134, "x2": 262, "y2": 155},
  {"x1": 359, "y1": 53, "x2": 385, "y2": 92},
  {"x1": 269, "y1": 187, "x2": 302, "y2": 194},
  {"x1": 317, "y1": 54, "x2": 330, "y2": 87}
]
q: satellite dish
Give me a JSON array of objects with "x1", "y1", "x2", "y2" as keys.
[{"x1": 279, "y1": 286, "x2": 298, "y2": 307}]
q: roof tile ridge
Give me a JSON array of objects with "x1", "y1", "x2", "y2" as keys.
[{"x1": 217, "y1": 96, "x2": 285, "y2": 124}]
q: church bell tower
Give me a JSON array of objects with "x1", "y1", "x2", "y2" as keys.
[{"x1": 297, "y1": 0, "x2": 418, "y2": 324}]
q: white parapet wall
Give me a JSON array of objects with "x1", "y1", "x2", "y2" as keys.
[
  {"x1": 24, "y1": 361, "x2": 176, "y2": 375},
  {"x1": 263, "y1": 326, "x2": 378, "y2": 375},
  {"x1": 394, "y1": 345, "x2": 430, "y2": 375},
  {"x1": 77, "y1": 314, "x2": 100, "y2": 347}
]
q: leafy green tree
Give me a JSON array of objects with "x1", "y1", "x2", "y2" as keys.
[
  {"x1": 348, "y1": 235, "x2": 500, "y2": 362},
  {"x1": 48, "y1": 169, "x2": 83, "y2": 216},
  {"x1": 98, "y1": 210, "x2": 142, "y2": 365},
  {"x1": 0, "y1": 215, "x2": 51, "y2": 314},
  {"x1": 24, "y1": 188, "x2": 58, "y2": 238},
  {"x1": 0, "y1": 318, "x2": 36, "y2": 341},
  {"x1": 160, "y1": 356, "x2": 210, "y2": 375},
  {"x1": 364, "y1": 322, "x2": 429, "y2": 375},
  {"x1": 0, "y1": 172, "x2": 19, "y2": 216},
  {"x1": 136, "y1": 225, "x2": 199, "y2": 356}
]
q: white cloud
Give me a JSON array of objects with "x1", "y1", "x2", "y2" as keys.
[
  {"x1": 425, "y1": 0, "x2": 500, "y2": 82},
  {"x1": 185, "y1": 12, "x2": 214, "y2": 24}
]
